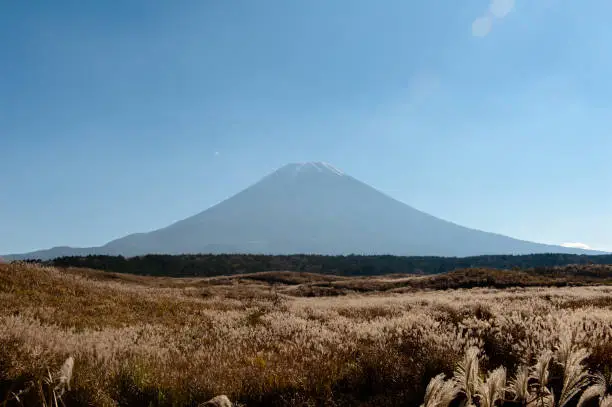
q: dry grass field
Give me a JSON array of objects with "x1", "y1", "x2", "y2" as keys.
[{"x1": 1, "y1": 262, "x2": 612, "y2": 406}]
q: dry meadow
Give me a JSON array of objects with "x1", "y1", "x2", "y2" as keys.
[{"x1": 1, "y1": 262, "x2": 612, "y2": 406}]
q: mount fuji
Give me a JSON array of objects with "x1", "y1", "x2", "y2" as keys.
[{"x1": 5, "y1": 162, "x2": 603, "y2": 260}]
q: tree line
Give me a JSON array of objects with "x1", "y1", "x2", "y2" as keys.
[{"x1": 21, "y1": 252, "x2": 612, "y2": 277}]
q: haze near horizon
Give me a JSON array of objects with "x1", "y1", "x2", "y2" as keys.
[{"x1": 2, "y1": 0, "x2": 611, "y2": 254}]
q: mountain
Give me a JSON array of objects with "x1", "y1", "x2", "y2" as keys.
[{"x1": 5, "y1": 162, "x2": 606, "y2": 260}]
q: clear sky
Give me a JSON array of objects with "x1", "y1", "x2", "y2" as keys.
[{"x1": 2, "y1": 0, "x2": 611, "y2": 254}]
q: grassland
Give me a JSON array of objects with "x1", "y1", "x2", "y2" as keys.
[{"x1": 1, "y1": 262, "x2": 612, "y2": 406}]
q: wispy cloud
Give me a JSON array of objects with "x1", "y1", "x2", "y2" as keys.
[
  {"x1": 560, "y1": 242, "x2": 593, "y2": 250},
  {"x1": 407, "y1": 72, "x2": 441, "y2": 106},
  {"x1": 471, "y1": 0, "x2": 515, "y2": 37}
]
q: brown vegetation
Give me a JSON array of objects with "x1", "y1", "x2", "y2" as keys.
[
  {"x1": 282, "y1": 265, "x2": 612, "y2": 296},
  {"x1": 1, "y1": 262, "x2": 612, "y2": 406}
]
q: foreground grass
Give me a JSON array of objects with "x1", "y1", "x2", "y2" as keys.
[{"x1": 1, "y1": 263, "x2": 612, "y2": 406}]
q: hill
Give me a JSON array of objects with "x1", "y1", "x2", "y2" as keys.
[{"x1": 5, "y1": 162, "x2": 606, "y2": 260}]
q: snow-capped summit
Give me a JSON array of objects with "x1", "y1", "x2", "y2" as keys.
[{"x1": 275, "y1": 162, "x2": 345, "y2": 177}]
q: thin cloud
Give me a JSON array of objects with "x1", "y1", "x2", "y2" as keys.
[
  {"x1": 407, "y1": 72, "x2": 441, "y2": 105},
  {"x1": 560, "y1": 242, "x2": 593, "y2": 250},
  {"x1": 214, "y1": 151, "x2": 220, "y2": 156},
  {"x1": 471, "y1": 0, "x2": 515, "y2": 37}
]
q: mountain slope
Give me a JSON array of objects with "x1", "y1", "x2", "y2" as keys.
[{"x1": 5, "y1": 162, "x2": 605, "y2": 260}]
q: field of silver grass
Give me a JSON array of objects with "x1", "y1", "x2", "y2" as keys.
[{"x1": 1, "y1": 263, "x2": 611, "y2": 406}]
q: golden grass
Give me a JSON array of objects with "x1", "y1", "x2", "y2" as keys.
[{"x1": 2, "y1": 262, "x2": 612, "y2": 406}]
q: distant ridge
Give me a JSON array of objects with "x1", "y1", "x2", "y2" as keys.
[{"x1": 5, "y1": 162, "x2": 607, "y2": 260}]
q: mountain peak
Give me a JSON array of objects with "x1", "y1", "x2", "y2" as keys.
[
  {"x1": 5, "y1": 161, "x2": 604, "y2": 260},
  {"x1": 275, "y1": 162, "x2": 345, "y2": 177}
]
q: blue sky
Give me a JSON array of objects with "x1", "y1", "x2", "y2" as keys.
[{"x1": 2, "y1": 0, "x2": 611, "y2": 254}]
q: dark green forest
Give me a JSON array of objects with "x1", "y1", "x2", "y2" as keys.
[{"x1": 22, "y1": 252, "x2": 612, "y2": 277}]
